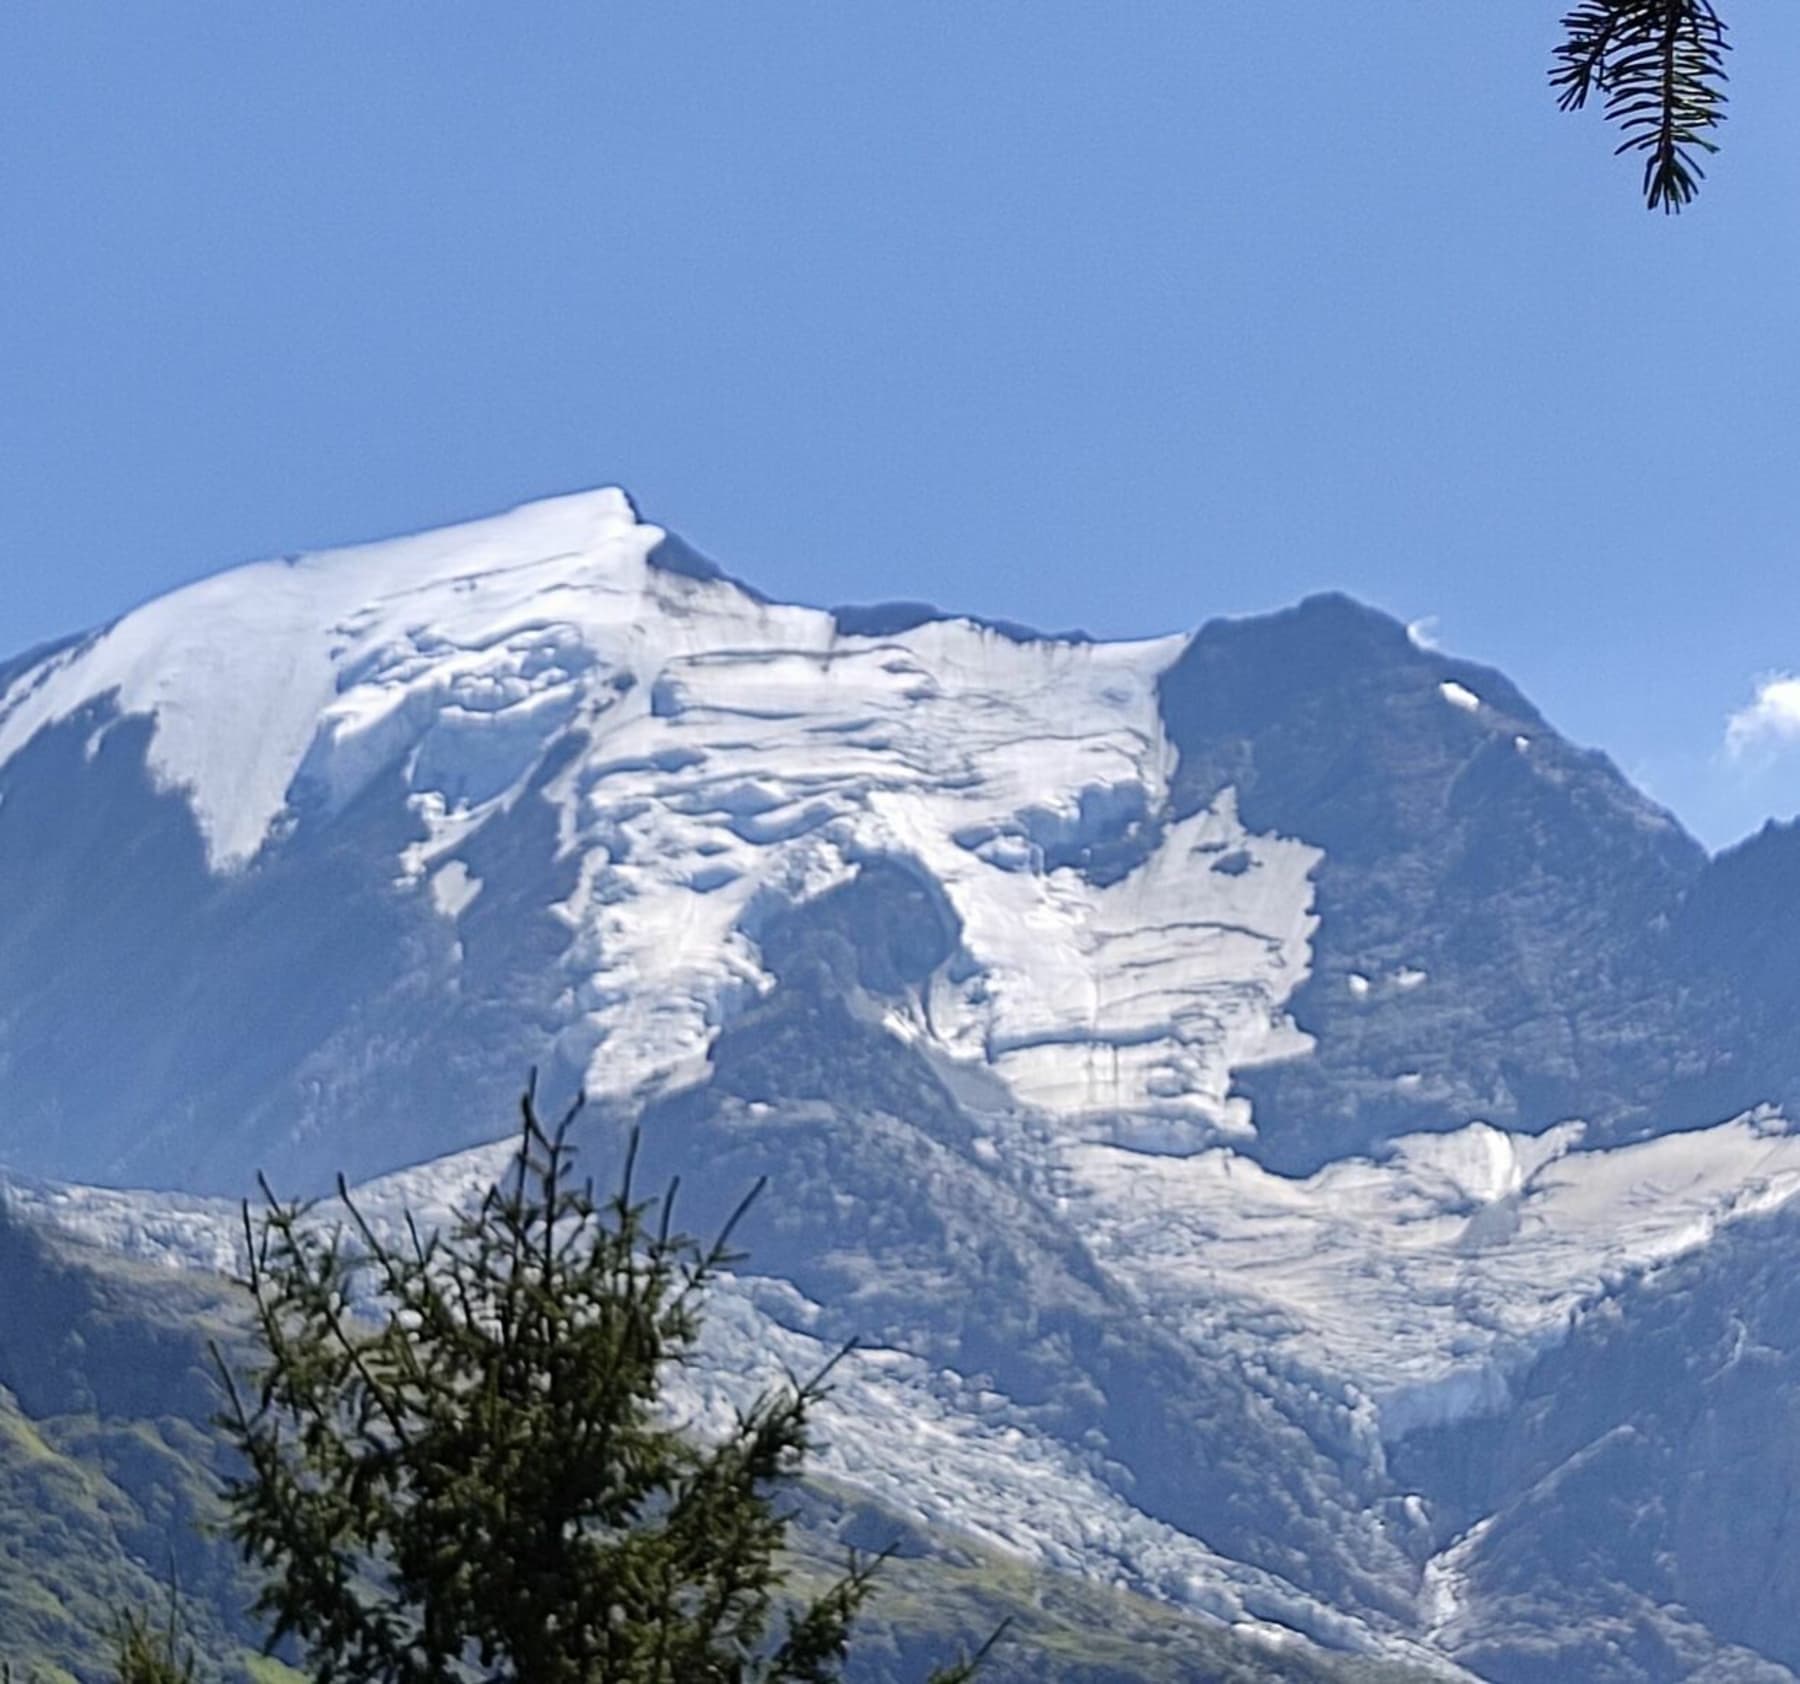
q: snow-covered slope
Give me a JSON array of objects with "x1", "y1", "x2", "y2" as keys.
[
  {"x1": 0, "y1": 489, "x2": 1312, "y2": 1149},
  {"x1": 7, "y1": 486, "x2": 1800, "y2": 1682}
]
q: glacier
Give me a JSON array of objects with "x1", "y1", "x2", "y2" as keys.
[
  {"x1": 12, "y1": 1101, "x2": 1800, "y2": 1676},
  {"x1": 7, "y1": 485, "x2": 1800, "y2": 1682},
  {"x1": 0, "y1": 487, "x2": 1316, "y2": 1145}
]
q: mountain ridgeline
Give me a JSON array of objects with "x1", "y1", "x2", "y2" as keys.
[{"x1": 2, "y1": 489, "x2": 1797, "y2": 1682}]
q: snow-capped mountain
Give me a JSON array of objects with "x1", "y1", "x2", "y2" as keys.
[{"x1": 4, "y1": 488, "x2": 1799, "y2": 1681}]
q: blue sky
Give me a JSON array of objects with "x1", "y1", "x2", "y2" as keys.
[{"x1": 3, "y1": 2, "x2": 1797, "y2": 848}]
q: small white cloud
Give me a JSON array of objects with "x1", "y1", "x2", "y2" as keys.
[
  {"x1": 1726, "y1": 675, "x2": 1800, "y2": 758},
  {"x1": 1407, "y1": 616, "x2": 1441, "y2": 651}
]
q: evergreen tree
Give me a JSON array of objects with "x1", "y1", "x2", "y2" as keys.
[{"x1": 212, "y1": 1085, "x2": 991, "y2": 1684}]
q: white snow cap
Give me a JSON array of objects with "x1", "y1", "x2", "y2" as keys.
[
  {"x1": 0, "y1": 488, "x2": 648, "y2": 869},
  {"x1": 0, "y1": 486, "x2": 1317, "y2": 1144}
]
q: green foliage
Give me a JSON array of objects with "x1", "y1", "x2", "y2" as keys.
[
  {"x1": 5, "y1": 1591, "x2": 198, "y2": 1684},
  {"x1": 0, "y1": 1203, "x2": 271, "y2": 1684},
  {"x1": 113, "y1": 1598, "x2": 197, "y2": 1684},
  {"x1": 1552, "y1": 1, "x2": 1731, "y2": 211},
  {"x1": 215, "y1": 1088, "x2": 984, "y2": 1684}
]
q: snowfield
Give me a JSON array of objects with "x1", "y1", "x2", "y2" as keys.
[{"x1": 1069, "y1": 1108, "x2": 1800, "y2": 1438}]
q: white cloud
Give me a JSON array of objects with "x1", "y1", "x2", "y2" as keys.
[
  {"x1": 1406, "y1": 616, "x2": 1440, "y2": 651},
  {"x1": 1725, "y1": 674, "x2": 1800, "y2": 758}
]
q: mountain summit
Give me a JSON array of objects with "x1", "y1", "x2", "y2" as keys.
[
  {"x1": 5, "y1": 489, "x2": 1800, "y2": 1681},
  {"x1": 0, "y1": 488, "x2": 1774, "y2": 1187}
]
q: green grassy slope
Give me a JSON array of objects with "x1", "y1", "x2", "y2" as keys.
[{"x1": 0, "y1": 1206, "x2": 291, "y2": 1684}]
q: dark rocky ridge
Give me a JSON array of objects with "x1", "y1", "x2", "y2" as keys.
[{"x1": 1159, "y1": 593, "x2": 1758, "y2": 1171}]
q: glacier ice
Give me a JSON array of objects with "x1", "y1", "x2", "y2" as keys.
[{"x1": 0, "y1": 487, "x2": 1320, "y2": 1150}]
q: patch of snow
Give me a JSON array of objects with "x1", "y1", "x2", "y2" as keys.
[
  {"x1": 1393, "y1": 967, "x2": 1428, "y2": 991},
  {"x1": 1438, "y1": 681, "x2": 1480, "y2": 714},
  {"x1": 930, "y1": 790, "x2": 1319, "y2": 1147},
  {"x1": 1421, "y1": 1516, "x2": 1493, "y2": 1642},
  {"x1": 1347, "y1": 972, "x2": 1372, "y2": 998},
  {"x1": 429, "y1": 859, "x2": 482, "y2": 919}
]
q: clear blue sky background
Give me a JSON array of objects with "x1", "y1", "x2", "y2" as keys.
[{"x1": 3, "y1": 3, "x2": 1797, "y2": 848}]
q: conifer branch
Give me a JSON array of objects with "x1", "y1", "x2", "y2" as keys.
[{"x1": 1552, "y1": 0, "x2": 1730, "y2": 211}]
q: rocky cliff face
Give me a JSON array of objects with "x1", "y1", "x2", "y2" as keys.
[{"x1": 1163, "y1": 592, "x2": 1752, "y2": 1171}]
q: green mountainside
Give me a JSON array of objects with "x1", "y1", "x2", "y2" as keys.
[
  {"x1": 0, "y1": 1203, "x2": 1443, "y2": 1684},
  {"x1": 0, "y1": 1203, "x2": 284, "y2": 1684}
]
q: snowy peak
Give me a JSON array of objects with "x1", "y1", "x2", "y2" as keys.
[
  {"x1": 0, "y1": 487, "x2": 1324, "y2": 1173},
  {"x1": 0, "y1": 485, "x2": 1772, "y2": 1191},
  {"x1": 0, "y1": 488, "x2": 657, "y2": 868},
  {"x1": 0, "y1": 487, "x2": 1129, "y2": 874}
]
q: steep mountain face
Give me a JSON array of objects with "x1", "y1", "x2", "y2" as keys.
[
  {"x1": 0, "y1": 1204, "x2": 273, "y2": 1683},
  {"x1": 1159, "y1": 595, "x2": 1716, "y2": 1171},
  {"x1": 1393, "y1": 1203, "x2": 1800, "y2": 1684},
  {"x1": 1670, "y1": 819, "x2": 1800, "y2": 1122},
  {"x1": 4, "y1": 487, "x2": 1800, "y2": 1681}
]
